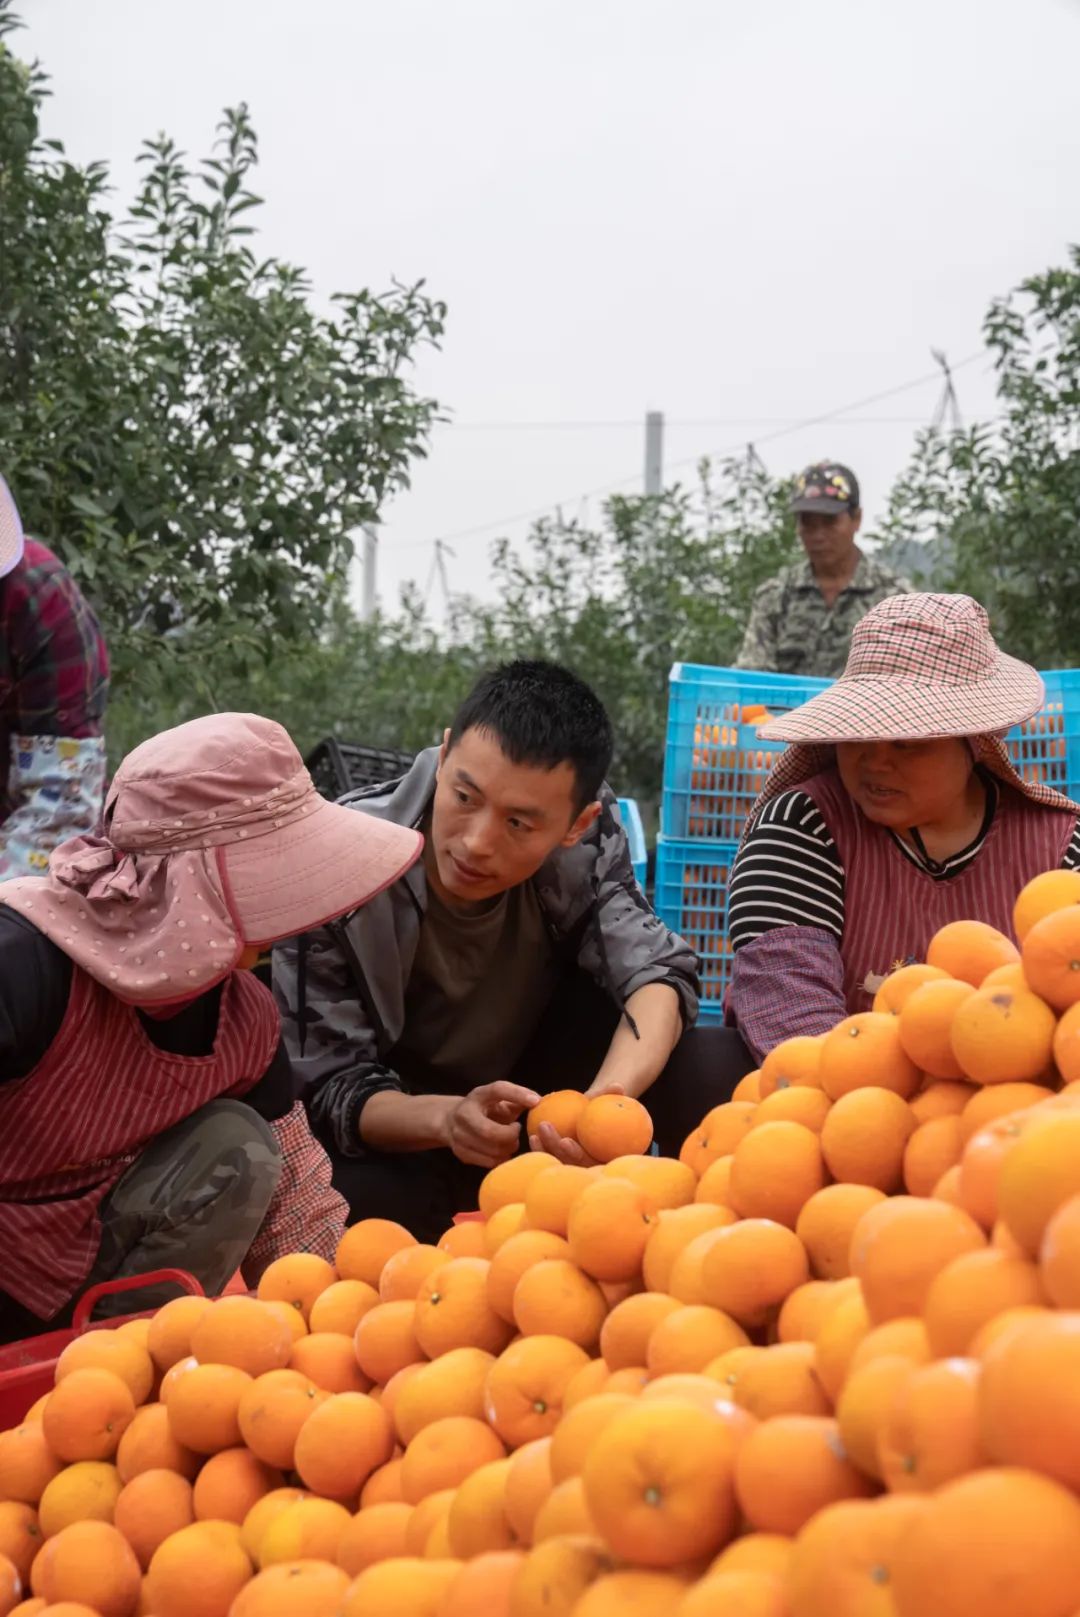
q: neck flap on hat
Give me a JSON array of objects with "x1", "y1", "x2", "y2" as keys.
[
  {"x1": 0, "y1": 836, "x2": 244, "y2": 1006},
  {"x1": 743, "y1": 735, "x2": 1080, "y2": 844}
]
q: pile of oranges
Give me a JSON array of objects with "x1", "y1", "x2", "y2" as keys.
[{"x1": 5, "y1": 872, "x2": 1080, "y2": 1614}]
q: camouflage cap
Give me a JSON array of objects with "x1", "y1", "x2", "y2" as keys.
[{"x1": 791, "y1": 462, "x2": 860, "y2": 515}]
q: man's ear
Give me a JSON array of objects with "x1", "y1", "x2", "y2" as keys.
[
  {"x1": 437, "y1": 728, "x2": 451, "y2": 775},
  {"x1": 560, "y1": 800, "x2": 602, "y2": 848},
  {"x1": 852, "y1": 507, "x2": 863, "y2": 535}
]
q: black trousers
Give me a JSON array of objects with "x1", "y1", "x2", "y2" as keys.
[{"x1": 327, "y1": 972, "x2": 754, "y2": 1243}]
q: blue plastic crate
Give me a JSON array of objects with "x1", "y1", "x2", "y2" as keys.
[
  {"x1": 615, "y1": 796, "x2": 647, "y2": 891},
  {"x1": 662, "y1": 664, "x2": 829, "y2": 841},
  {"x1": 663, "y1": 662, "x2": 1080, "y2": 843},
  {"x1": 1008, "y1": 669, "x2": 1080, "y2": 799},
  {"x1": 654, "y1": 835, "x2": 735, "y2": 1023}
]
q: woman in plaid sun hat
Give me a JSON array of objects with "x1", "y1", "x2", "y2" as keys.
[{"x1": 725, "y1": 593, "x2": 1080, "y2": 1062}]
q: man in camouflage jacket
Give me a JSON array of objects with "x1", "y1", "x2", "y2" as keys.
[
  {"x1": 736, "y1": 461, "x2": 909, "y2": 679},
  {"x1": 274, "y1": 661, "x2": 700, "y2": 1237}
]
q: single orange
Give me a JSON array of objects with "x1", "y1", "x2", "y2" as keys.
[
  {"x1": 796, "y1": 1185, "x2": 888, "y2": 1280},
  {"x1": 878, "y1": 1356, "x2": 985, "y2": 1493},
  {"x1": 903, "y1": 1115, "x2": 963, "y2": 1197},
  {"x1": 923, "y1": 1247, "x2": 1046, "y2": 1356},
  {"x1": 392, "y1": 1346, "x2": 496, "y2": 1445},
  {"x1": 949, "y1": 985, "x2": 1056, "y2": 1085},
  {"x1": 192, "y1": 1446, "x2": 283, "y2": 1525},
  {"x1": 734, "y1": 1415, "x2": 875, "y2": 1535},
  {"x1": 307, "y1": 1279, "x2": 380, "y2": 1338},
  {"x1": 758, "y1": 1036, "x2": 823, "y2": 1099},
  {"x1": 1022, "y1": 904, "x2": 1080, "y2": 1011},
  {"x1": 238, "y1": 1368, "x2": 327, "y2": 1470},
  {"x1": 484, "y1": 1336, "x2": 590, "y2": 1447},
  {"x1": 256, "y1": 1253, "x2": 337, "y2": 1323},
  {"x1": 414, "y1": 1258, "x2": 514, "y2": 1358},
  {"x1": 872, "y1": 962, "x2": 949, "y2": 1014},
  {"x1": 335, "y1": 1219, "x2": 417, "y2": 1286},
  {"x1": 819, "y1": 1013, "x2": 921, "y2": 1101},
  {"x1": 698, "y1": 1219, "x2": 810, "y2": 1328},
  {"x1": 292, "y1": 1392, "x2": 394, "y2": 1501},
  {"x1": 576, "y1": 1095, "x2": 653, "y2": 1162},
  {"x1": 1014, "y1": 867, "x2": 1080, "y2": 941},
  {"x1": 526, "y1": 1090, "x2": 587, "y2": 1140},
  {"x1": 728, "y1": 1121, "x2": 827, "y2": 1229},
  {"x1": 566, "y1": 1177, "x2": 659, "y2": 1283},
  {"x1": 581, "y1": 1401, "x2": 737, "y2": 1567},
  {"x1": 926, "y1": 918, "x2": 1019, "y2": 987},
  {"x1": 849, "y1": 1195, "x2": 985, "y2": 1323},
  {"x1": 898, "y1": 979, "x2": 976, "y2": 1080},
  {"x1": 189, "y1": 1297, "x2": 293, "y2": 1379}
]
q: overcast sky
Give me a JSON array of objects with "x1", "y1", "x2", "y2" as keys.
[{"x1": 21, "y1": 0, "x2": 1080, "y2": 613}]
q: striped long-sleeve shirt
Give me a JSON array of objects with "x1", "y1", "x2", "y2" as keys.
[
  {"x1": 729, "y1": 778, "x2": 1080, "y2": 955},
  {"x1": 727, "y1": 772, "x2": 1080, "y2": 1061}
]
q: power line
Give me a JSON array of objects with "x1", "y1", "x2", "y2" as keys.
[
  {"x1": 403, "y1": 349, "x2": 987, "y2": 554},
  {"x1": 436, "y1": 414, "x2": 962, "y2": 431}
]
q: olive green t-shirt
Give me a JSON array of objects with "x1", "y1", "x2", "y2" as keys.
[{"x1": 392, "y1": 877, "x2": 560, "y2": 1095}]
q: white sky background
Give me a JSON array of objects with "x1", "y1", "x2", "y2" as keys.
[{"x1": 21, "y1": 0, "x2": 1080, "y2": 616}]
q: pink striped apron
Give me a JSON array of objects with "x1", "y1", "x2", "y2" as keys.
[
  {"x1": 802, "y1": 769, "x2": 1077, "y2": 1014},
  {"x1": 0, "y1": 967, "x2": 279, "y2": 1315}
]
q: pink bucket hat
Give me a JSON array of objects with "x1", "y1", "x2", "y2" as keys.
[
  {"x1": 0, "y1": 713, "x2": 422, "y2": 1004},
  {"x1": 757, "y1": 593, "x2": 1044, "y2": 744},
  {"x1": 0, "y1": 475, "x2": 26, "y2": 578}
]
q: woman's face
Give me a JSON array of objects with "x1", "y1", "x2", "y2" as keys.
[{"x1": 836, "y1": 738, "x2": 976, "y2": 828}]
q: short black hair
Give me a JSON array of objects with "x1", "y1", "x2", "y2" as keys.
[{"x1": 448, "y1": 660, "x2": 614, "y2": 811}]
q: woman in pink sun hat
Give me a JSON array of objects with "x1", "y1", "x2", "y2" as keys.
[
  {"x1": 0, "y1": 711, "x2": 422, "y2": 1343},
  {"x1": 726, "y1": 593, "x2": 1080, "y2": 1061}
]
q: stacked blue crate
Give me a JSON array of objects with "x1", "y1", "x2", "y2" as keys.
[
  {"x1": 616, "y1": 797, "x2": 648, "y2": 892},
  {"x1": 655, "y1": 662, "x2": 1080, "y2": 1022}
]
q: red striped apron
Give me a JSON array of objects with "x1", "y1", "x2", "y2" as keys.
[
  {"x1": 0, "y1": 966, "x2": 279, "y2": 1316},
  {"x1": 803, "y1": 769, "x2": 1077, "y2": 1014}
]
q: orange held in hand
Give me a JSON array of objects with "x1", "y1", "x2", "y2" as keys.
[
  {"x1": 576, "y1": 1095, "x2": 654, "y2": 1162},
  {"x1": 526, "y1": 1090, "x2": 588, "y2": 1141}
]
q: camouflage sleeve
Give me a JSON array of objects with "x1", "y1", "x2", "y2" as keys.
[
  {"x1": 272, "y1": 927, "x2": 404, "y2": 1159},
  {"x1": 575, "y1": 797, "x2": 701, "y2": 1027},
  {"x1": 733, "y1": 580, "x2": 781, "y2": 671}
]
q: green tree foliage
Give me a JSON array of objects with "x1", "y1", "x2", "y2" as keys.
[
  {"x1": 107, "y1": 459, "x2": 798, "y2": 819},
  {"x1": 878, "y1": 246, "x2": 1080, "y2": 665},
  {"x1": 0, "y1": 4, "x2": 444, "y2": 691}
]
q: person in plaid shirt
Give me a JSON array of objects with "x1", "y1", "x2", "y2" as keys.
[{"x1": 0, "y1": 475, "x2": 110, "y2": 880}]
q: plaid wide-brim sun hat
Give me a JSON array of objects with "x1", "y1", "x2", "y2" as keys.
[
  {"x1": 0, "y1": 475, "x2": 26, "y2": 578},
  {"x1": 757, "y1": 594, "x2": 1045, "y2": 744}
]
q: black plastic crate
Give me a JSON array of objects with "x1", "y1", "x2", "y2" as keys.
[{"x1": 305, "y1": 738, "x2": 417, "y2": 801}]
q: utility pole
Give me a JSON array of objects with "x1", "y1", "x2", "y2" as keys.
[
  {"x1": 644, "y1": 410, "x2": 664, "y2": 495},
  {"x1": 359, "y1": 523, "x2": 378, "y2": 621},
  {"x1": 930, "y1": 350, "x2": 963, "y2": 434}
]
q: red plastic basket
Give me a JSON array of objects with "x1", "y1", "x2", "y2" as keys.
[{"x1": 0, "y1": 1269, "x2": 205, "y2": 1428}]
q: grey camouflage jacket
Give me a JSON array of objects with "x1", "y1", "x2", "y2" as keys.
[{"x1": 273, "y1": 749, "x2": 700, "y2": 1157}]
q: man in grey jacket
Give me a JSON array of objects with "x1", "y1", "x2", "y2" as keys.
[{"x1": 274, "y1": 660, "x2": 706, "y2": 1238}]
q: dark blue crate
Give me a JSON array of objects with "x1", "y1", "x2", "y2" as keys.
[
  {"x1": 663, "y1": 662, "x2": 1080, "y2": 843},
  {"x1": 654, "y1": 835, "x2": 736, "y2": 1021},
  {"x1": 616, "y1": 796, "x2": 647, "y2": 891}
]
